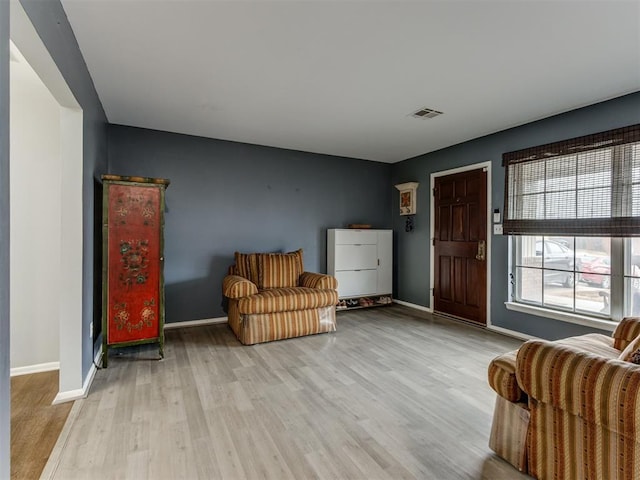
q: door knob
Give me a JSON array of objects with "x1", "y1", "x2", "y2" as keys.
[{"x1": 476, "y1": 240, "x2": 486, "y2": 261}]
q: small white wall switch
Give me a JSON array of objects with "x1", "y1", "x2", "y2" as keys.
[
  {"x1": 493, "y1": 224, "x2": 503, "y2": 235},
  {"x1": 493, "y1": 210, "x2": 501, "y2": 223}
]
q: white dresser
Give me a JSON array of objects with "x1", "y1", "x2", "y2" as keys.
[{"x1": 327, "y1": 229, "x2": 392, "y2": 307}]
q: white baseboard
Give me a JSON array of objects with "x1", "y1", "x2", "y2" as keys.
[
  {"x1": 164, "y1": 316, "x2": 227, "y2": 330},
  {"x1": 52, "y1": 346, "x2": 101, "y2": 405},
  {"x1": 486, "y1": 325, "x2": 538, "y2": 342},
  {"x1": 393, "y1": 298, "x2": 537, "y2": 342},
  {"x1": 393, "y1": 299, "x2": 433, "y2": 313},
  {"x1": 10, "y1": 361, "x2": 59, "y2": 377}
]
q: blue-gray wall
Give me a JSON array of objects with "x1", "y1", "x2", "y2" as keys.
[
  {"x1": 391, "y1": 91, "x2": 640, "y2": 339},
  {"x1": 0, "y1": 1, "x2": 10, "y2": 476},
  {"x1": 108, "y1": 125, "x2": 392, "y2": 323},
  {"x1": 20, "y1": 0, "x2": 108, "y2": 379}
]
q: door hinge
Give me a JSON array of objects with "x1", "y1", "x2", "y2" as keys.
[
  {"x1": 432, "y1": 187, "x2": 436, "y2": 196},
  {"x1": 432, "y1": 237, "x2": 436, "y2": 246}
]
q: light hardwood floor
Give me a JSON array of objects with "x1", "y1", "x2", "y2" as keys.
[
  {"x1": 11, "y1": 370, "x2": 72, "y2": 479},
  {"x1": 45, "y1": 305, "x2": 531, "y2": 479}
]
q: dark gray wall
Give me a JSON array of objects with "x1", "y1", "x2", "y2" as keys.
[
  {"x1": 0, "y1": 1, "x2": 10, "y2": 475},
  {"x1": 20, "y1": 0, "x2": 108, "y2": 379},
  {"x1": 392, "y1": 91, "x2": 640, "y2": 340},
  {"x1": 108, "y1": 126, "x2": 392, "y2": 323}
]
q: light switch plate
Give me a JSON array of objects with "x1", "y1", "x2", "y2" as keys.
[{"x1": 493, "y1": 224, "x2": 503, "y2": 235}]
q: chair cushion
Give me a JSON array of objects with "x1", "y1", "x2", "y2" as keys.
[
  {"x1": 258, "y1": 251, "x2": 304, "y2": 289},
  {"x1": 613, "y1": 316, "x2": 640, "y2": 351},
  {"x1": 237, "y1": 287, "x2": 338, "y2": 314},
  {"x1": 619, "y1": 334, "x2": 640, "y2": 363},
  {"x1": 234, "y1": 252, "x2": 260, "y2": 285},
  {"x1": 555, "y1": 333, "x2": 617, "y2": 358}
]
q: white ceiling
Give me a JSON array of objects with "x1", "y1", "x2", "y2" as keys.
[{"x1": 60, "y1": 1, "x2": 640, "y2": 163}]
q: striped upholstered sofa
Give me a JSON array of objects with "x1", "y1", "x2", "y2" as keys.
[
  {"x1": 222, "y1": 249, "x2": 339, "y2": 345},
  {"x1": 488, "y1": 317, "x2": 640, "y2": 479}
]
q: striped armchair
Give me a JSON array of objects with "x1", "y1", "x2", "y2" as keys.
[
  {"x1": 488, "y1": 317, "x2": 640, "y2": 479},
  {"x1": 222, "y1": 249, "x2": 339, "y2": 345}
]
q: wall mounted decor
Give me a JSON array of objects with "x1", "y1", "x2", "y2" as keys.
[
  {"x1": 395, "y1": 182, "x2": 419, "y2": 215},
  {"x1": 101, "y1": 174, "x2": 170, "y2": 367}
]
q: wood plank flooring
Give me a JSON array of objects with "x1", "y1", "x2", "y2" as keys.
[
  {"x1": 11, "y1": 370, "x2": 72, "y2": 480},
  {"x1": 46, "y1": 305, "x2": 531, "y2": 479}
]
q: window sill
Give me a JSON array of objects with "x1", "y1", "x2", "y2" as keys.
[{"x1": 504, "y1": 301, "x2": 616, "y2": 332}]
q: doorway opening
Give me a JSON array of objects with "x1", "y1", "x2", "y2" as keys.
[{"x1": 10, "y1": 0, "x2": 84, "y2": 402}]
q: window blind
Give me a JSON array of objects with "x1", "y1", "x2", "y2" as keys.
[{"x1": 503, "y1": 124, "x2": 640, "y2": 236}]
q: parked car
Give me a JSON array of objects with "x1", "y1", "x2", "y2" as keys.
[
  {"x1": 535, "y1": 239, "x2": 576, "y2": 288},
  {"x1": 580, "y1": 256, "x2": 611, "y2": 288}
]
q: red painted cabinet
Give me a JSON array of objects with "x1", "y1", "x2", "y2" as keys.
[{"x1": 101, "y1": 175, "x2": 170, "y2": 367}]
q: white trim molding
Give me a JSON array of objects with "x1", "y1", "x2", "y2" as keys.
[
  {"x1": 52, "y1": 346, "x2": 101, "y2": 405},
  {"x1": 10, "y1": 361, "x2": 59, "y2": 377},
  {"x1": 486, "y1": 325, "x2": 538, "y2": 342},
  {"x1": 163, "y1": 316, "x2": 227, "y2": 330}
]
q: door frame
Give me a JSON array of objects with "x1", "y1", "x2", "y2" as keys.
[
  {"x1": 10, "y1": 0, "x2": 85, "y2": 402},
  {"x1": 429, "y1": 161, "x2": 492, "y2": 325}
]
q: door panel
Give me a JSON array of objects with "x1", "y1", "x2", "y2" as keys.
[
  {"x1": 452, "y1": 204, "x2": 466, "y2": 241},
  {"x1": 335, "y1": 244, "x2": 377, "y2": 270},
  {"x1": 439, "y1": 206, "x2": 451, "y2": 241},
  {"x1": 469, "y1": 203, "x2": 480, "y2": 241},
  {"x1": 434, "y1": 168, "x2": 487, "y2": 325},
  {"x1": 453, "y1": 256, "x2": 466, "y2": 303},
  {"x1": 438, "y1": 256, "x2": 452, "y2": 301},
  {"x1": 334, "y1": 229, "x2": 378, "y2": 245},
  {"x1": 335, "y1": 270, "x2": 377, "y2": 298}
]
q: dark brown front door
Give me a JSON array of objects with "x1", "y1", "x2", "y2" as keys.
[{"x1": 434, "y1": 168, "x2": 487, "y2": 325}]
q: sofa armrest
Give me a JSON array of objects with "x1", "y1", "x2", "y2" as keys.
[
  {"x1": 516, "y1": 339, "x2": 640, "y2": 432},
  {"x1": 613, "y1": 316, "x2": 640, "y2": 351},
  {"x1": 223, "y1": 275, "x2": 258, "y2": 298},
  {"x1": 299, "y1": 271, "x2": 337, "y2": 290}
]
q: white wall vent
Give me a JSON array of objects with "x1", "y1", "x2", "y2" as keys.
[{"x1": 411, "y1": 107, "x2": 443, "y2": 119}]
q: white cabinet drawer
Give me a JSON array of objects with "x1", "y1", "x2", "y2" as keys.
[
  {"x1": 336, "y1": 270, "x2": 377, "y2": 298},
  {"x1": 334, "y1": 229, "x2": 378, "y2": 245},
  {"x1": 335, "y1": 244, "x2": 377, "y2": 270}
]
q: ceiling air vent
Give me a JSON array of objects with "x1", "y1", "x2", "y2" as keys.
[{"x1": 411, "y1": 107, "x2": 443, "y2": 119}]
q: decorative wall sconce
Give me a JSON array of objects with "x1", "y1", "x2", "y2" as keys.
[
  {"x1": 395, "y1": 182, "x2": 419, "y2": 215},
  {"x1": 395, "y1": 182, "x2": 419, "y2": 232}
]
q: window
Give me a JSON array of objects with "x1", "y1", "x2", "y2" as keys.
[
  {"x1": 512, "y1": 236, "x2": 640, "y2": 321},
  {"x1": 514, "y1": 236, "x2": 611, "y2": 317},
  {"x1": 504, "y1": 125, "x2": 640, "y2": 323}
]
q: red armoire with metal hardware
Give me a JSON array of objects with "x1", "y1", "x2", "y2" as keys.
[{"x1": 101, "y1": 174, "x2": 170, "y2": 367}]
